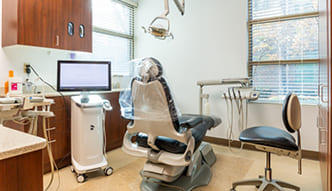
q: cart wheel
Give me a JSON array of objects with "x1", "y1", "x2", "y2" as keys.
[
  {"x1": 70, "y1": 166, "x2": 75, "y2": 173},
  {"x1": 77, "y1": 174, "x2": 86, "y2": 183},
  {"x1": 104, "y1": 167, "x2": 113, "y2": 176}
]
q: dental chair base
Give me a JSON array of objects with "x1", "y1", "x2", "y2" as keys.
[{"x1": 140, "y1": 142, "x2": 216, "y2": 191}]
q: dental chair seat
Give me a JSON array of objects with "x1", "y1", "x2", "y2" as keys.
[
  {"x1": 136, "y1": 114, "x2": 218, "y2": 154},
  {"x1": 239, "y1": 126, "x2": 298, "y2": 151}
]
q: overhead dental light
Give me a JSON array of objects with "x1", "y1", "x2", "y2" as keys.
[{"x1": 142, "y1": 0, "x2": 185, "y2": 40}]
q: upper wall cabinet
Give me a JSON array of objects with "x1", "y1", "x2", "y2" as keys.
[{"x1": 2, "y1": 0, "x2": 92, "y2": 52}]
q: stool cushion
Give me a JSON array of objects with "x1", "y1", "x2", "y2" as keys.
[{"x1": 239, "y1": 126, "x2": 298, "y2": 151}]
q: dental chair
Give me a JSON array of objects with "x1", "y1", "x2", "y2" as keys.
[
  {"x1": 230, "y1": 93, "x2": 302, "y2": 191},
  {"x1": 120, "y1": 57, "x2": 221, "y2": 191}
]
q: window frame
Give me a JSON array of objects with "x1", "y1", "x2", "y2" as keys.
[
  {"x1": 247, "y1": 0, "x2": 320, "y2": 104},
  {"x1": 92, "y1": 0, "x2": 135, "y2": 64}
]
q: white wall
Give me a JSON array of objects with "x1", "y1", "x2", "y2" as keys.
[
  {"x1": 0, "y1": 0, "x2": 319, "y2": 151},
  {"x1": 135, "y1": 0, "x2": 319, "y2": 151}
]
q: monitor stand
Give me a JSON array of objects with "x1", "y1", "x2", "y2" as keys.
[{"x1": 80, "y1": 92, "x2": 90, "y2": 103}]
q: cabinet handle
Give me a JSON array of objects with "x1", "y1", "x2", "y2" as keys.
[
  {"x1": 79, "y1": 24, "x2": 85, "y2": 38},
  {"x1": 56, "y1": 35, "x2": 59, "y2": 46},
  {"x1": 68, "y1": 22, "x2": 74, "y2": 36},
  {"x1": 320, "y1": 85, "x2": 328, "y2": 103}
]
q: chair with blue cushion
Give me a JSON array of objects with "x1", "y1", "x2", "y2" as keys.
[
  {"x1": 120, "y1": 57, "x2": 221, "y2": 191},
  {"x1": 230, "y1": 93, "x2": 302, "y2": 191}
]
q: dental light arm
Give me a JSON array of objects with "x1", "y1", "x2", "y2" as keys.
[
  {"x1": 173, "y1": 0, "x2": 185, "y2": 15},
  {"x1": 163, "y1": 0, "x2": 170, "y2": 17}
]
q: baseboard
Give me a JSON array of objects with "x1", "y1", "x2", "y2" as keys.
[{"x1": 203, "y1": 136, "x2": 319, "y2": 161}]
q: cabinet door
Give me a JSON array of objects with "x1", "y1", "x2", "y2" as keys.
[
  {"x1": 18, "y1": 0, "x2": 60, "y2": 48},
  {"x1": 77, "y1": 0, "x2": 92, "y2": 52},
  {"x1": 59, "y1": 0, "x2": 92, "y2": 52}
]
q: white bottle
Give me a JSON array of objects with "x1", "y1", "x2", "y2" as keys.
[{"x1": 8, "y1": 71, "x2": 23, "y2": 96}]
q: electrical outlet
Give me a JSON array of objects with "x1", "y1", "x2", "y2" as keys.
[{"x1": 24, "y1": 63, "x2": 31, "y2": 74}]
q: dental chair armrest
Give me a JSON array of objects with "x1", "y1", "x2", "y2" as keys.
[
  {"x1": 209, "y1": 115, "x2": 222, "y2": 127},
  {"x1": 179, "y1": 116, "x2": 202, "y2": 129},
  {"x1": 178, "y1": 114, "x2": 222, "y2": 129}
]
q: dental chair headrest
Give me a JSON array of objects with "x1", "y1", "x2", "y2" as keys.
[{"x1": 138, "y1": 57, "x2": 163, "y2": 82}]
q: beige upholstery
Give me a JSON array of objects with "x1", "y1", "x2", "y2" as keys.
[
  {"x1": 287, "y1": 94, "x2": 301, "y2": 131},
  {"x1": 122, "y1": 80, "x2": 195, "y2": 167}
]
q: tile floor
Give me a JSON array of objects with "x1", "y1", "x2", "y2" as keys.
[{"x1": 44, "y1": 144, "x2": 322, "y2": 191}]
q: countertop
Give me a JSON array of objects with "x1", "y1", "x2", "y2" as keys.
[
  {"x1": 0, "y1": 125, "x2": 46, "y2": 160},
  {"x1": 0, "y1": 89, "x2": 125, "y2": 98}
]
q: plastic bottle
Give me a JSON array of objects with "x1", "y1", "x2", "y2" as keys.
[
  {"x1": 7, "y1": 70, "x2": 23, "y2": 95},
  {"x1": 4, "y1": 70, "x2": 13, "y2": 94}
]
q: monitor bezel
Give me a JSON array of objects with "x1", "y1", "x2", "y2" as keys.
[{"x1": 57, "y1": 60, "x2": 112, "y2": 92}]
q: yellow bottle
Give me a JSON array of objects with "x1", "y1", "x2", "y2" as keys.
[{"x1": 4, "y1": 70, "x2": 14, "y2": 94}]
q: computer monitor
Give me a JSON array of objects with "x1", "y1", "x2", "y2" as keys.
[{"x1": 57, "y1": 60, "x2": 111, "y2": 92}]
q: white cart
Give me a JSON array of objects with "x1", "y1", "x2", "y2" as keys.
[{"x1": 71, "y1": 95, "x2": 113, "y2": 183}]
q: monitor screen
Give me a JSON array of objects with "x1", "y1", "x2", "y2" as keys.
[{"x1": 57, "y1": 60, "x2": 111, "y2": 92}]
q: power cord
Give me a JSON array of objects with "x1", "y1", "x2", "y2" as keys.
[{"x1": 29, "y1": 65, "x2": 71, "y2": 190}]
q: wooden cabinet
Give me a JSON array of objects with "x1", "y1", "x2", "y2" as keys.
[
  {"x1": 0, "y1": 150, "x2": 43, "y2": 191},
  {"x1": 2, "y1": 0, "x2": 92, "y2": 52},
  {"x1": 60, "y1": 0, "x2": 92, "y2": 52}
]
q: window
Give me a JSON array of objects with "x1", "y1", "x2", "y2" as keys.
[
  {"x1": 248, "y1": 0, "x2": 319, "y2": 104},
  {"x1": 92, "y1": 0, "x2": 136, "y2": 76}
]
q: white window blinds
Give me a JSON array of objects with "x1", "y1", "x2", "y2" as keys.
[
  {"x1": 249, "y1": 0, "x2": 319, "y2": 104},
  {"x1": 92, "y1": 0, "x2": 135, "y2": 76}
]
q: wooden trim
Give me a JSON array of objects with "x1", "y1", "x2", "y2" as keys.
[{"x1": 204, "y1": 136, "x2": 319, "y2": 161}]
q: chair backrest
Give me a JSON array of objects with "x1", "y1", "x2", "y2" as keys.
[
  {"x1": 127, "y1": 58, "x2": 190, "y2": 146},
  {"x1": 282, "y1": 93, "x2": 301, "y2": 133}
]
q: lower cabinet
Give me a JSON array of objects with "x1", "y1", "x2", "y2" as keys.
[{"x1": 0, "y1": 150, "x2": 43, "y2": 191}]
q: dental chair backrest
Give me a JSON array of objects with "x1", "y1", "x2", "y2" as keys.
[{"x1": 128, "y1": 58, "x2": 191, "y2": 150}]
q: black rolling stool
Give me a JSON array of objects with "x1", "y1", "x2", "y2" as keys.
[{"x1": 230, "y1": 93, "x2": 302, "y2": 191}]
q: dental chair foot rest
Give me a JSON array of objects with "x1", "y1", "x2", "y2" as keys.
[
  {"x1": 230, "y1": 177, "x2": 300, "y2": 191},
  {"x1": 140, "y1": 161, "x2": 212, "y2": 191},
  {"x1": 140, "y1": 142, "x2": 215, "y2": 191}
]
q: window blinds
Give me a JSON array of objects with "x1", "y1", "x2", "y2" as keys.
[
  {"x1": 249, "y1": 0, "x2": 319, "y2": 104},
  {"x1": 92, "y1": 0, "x2": 135, "y2": 76}
]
